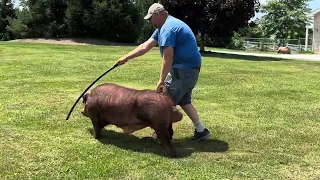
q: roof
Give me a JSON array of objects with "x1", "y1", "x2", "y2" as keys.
[
  {"x1": 308, "y1": 8, "x2": 320, "y2": 17},
  {"x1": 305, "y1": 8, "x2": 320, "y2": 28},
  {"x1": 306, "y1": 25, "x2": 314, "y2": 29}
]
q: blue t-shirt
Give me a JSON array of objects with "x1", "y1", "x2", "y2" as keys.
[{"x1": 151, "y1": 16, "x2": 201, "y2": 69}]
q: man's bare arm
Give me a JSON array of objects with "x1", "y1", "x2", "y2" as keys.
[
  {"x1": 159, "y1": 46, "x2": 174, "y2": 83},
  {"x1": 118, "y1": 38, "x2": 157, "y2": 64}
]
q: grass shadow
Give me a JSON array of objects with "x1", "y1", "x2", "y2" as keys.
[
  {"x1": 70, "y1": 38, "x2": 135, "y2": 46},
  {"x1": 200, "y1": 50, "x2": 288, "y2": 61},
  {"x1": 87, "y1": 128, "x2": 229, "y2": 159}
]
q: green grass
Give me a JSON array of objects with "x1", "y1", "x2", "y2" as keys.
[{"x1": 1, "y1": 42, "x2": 320, "y2": 179}]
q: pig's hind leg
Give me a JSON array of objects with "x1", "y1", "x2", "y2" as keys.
[
  {"x1": 137, "y1": 110, "x2": 177, "y2": 157},
  {"x1": 154, "y1": 124, "x2": 177, "y2": 158},
  {"x1": 151, "y1": 112, "x2": 177, "y2": 158},
  {"x1": 168, "y1": 123, "x2": 174, "y2": 140}
]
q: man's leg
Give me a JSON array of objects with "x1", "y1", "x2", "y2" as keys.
[
  {"x1": 181, "y1": 104, "x2": 204, "y2": 131},
  {"x1": 180, "y1": 101, "x2": 210, "y2": 141},
  {"x1": 178, "y1": 68, "x2": 210, "y2": 140},
  {"x1": 153, "y1": 68, "x2": 210, "y2": 141}
]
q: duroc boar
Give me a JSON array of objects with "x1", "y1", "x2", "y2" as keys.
[
  {"x1": 81, "y1": 83, "x2": 183, "y2": 157},
  {"x1": 277, "y1": 46, "x2": 291, "y2": 54}
]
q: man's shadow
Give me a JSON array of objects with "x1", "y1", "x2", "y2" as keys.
[{"x1": 88, "y1": 128, "x2": 229, "y2": 158}]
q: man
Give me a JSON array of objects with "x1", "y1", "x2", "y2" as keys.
[{"x1": 116, "y1": 3, "x2": 210, "y2": 140}]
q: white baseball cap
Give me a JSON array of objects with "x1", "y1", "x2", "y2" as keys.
[{"x1": 143, "y1": 3, "x2": 165, "y2": 20}]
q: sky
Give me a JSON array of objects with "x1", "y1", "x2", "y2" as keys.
[{"x1": 13, "y1": 0, "x2": 320, "y2": 20}]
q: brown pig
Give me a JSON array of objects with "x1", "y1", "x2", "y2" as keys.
[
  {"x1": 277, "y1": 46, "x2": 291, "y2": 54},
  {"x1": 81, "y1": 82, "x2": 183, "y2": 157}
]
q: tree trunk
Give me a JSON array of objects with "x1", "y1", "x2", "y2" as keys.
[{"x1": 199, "y1": 29, "x2": 205, "y2": 52}]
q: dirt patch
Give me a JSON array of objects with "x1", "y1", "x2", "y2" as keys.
[{"x1": 10, "y1": 38, "x2": 135, "y2": 46}]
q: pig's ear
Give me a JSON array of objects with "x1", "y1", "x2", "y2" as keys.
[{"x1": 82, "y1": 91, "x2": 90, "y2": 103}]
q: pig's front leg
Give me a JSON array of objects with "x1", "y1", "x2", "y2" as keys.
[{"x1": 90, "y1": 117, "x2": 103, "y2": 139}]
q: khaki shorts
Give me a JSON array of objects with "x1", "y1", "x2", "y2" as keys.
[{"x1": 165, "y1": 67, "x2": 200, "y2": 106}]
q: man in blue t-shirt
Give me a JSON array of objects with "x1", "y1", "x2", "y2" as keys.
[{"x1": 116, "y1": 3, "x2": 210, "y2": 141}]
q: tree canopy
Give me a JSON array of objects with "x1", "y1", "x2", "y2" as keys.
[
  {"x1": 257, "y1": 0, "x2": 312, "y2": 39},
  {"x1": 160, "y1": 0, "x2": 260, "y2": 50},
  {"x1": 1, "y1": 0, "x2": 260, "y2": 48},
  {"x1": 0, "y1": 0, "x2": 15, "y2": 40}
]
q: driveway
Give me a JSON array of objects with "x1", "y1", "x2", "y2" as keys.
[{"x1": 213, "y1": 50, "x2": 320, "y2": 62}]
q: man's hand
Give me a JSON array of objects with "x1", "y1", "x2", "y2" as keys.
[
  {"x1": 156, "y1": 81, "x2": 167, "y2": 94},
  {"x1": 116, "y1": 57, "x2": 127, "y2": 66}
]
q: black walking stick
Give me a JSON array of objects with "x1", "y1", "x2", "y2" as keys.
[{"x1": 66, "y1": 63, "x2": 119, "y2": 120}]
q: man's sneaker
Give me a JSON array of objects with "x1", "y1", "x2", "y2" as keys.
[
  {"x1": 151, "y1": 132, "x2": 162, "y2": 144},
  {"x1": 152, "y1": 132, "x2": 158, "y2": 140},
  {"x1": 192, "y1": 128, "x2": 211, "y2": 141}
]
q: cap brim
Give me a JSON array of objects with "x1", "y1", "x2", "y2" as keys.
[{"x1": 143, "y1": 14, "x2": 152, "y2": 20}]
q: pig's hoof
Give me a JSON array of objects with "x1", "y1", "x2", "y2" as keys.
[
  {"x1": 168, "y1": 151, "x2": 177, "y2": 158},
  {"x1": 94, "y1": 134, "x2": 102, "y2": 139}
]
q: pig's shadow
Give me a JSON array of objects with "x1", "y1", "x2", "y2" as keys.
[{"x1": 87, "y1": 128, "x2": 229, "y2": 158}]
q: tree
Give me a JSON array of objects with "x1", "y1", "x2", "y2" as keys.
[
  {"x1": 26, "y1": 0, "x2": 68, "y2": 38},
  {"x1": 160, "y1": 0, "x2": 260, "y2": 51},
  {"x1": 6, "y1": 6, "x2": 31, "y2": 39},
  {"x1": 64, "y1": 0, "x2": 94, "y2": 37},
  {"x1": 258, "y1": 0, "x2": 311, "y2": 40},
  {"x1": 237, "y1": 21, "x2": 263, "y2": 38},
  {"x1": 135, "y1": 0, "x2": 159, "y2": 44},
  {"x1": 0, "y1": 0, "x2": 15, "y2": 40},
  {"x1": 89, "y1": 0, "x2": 140, "y2": 43}
]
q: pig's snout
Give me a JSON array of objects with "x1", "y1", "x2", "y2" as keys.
[{"x1": 172, "y1": 106, "x2": 183, "y2": 123}]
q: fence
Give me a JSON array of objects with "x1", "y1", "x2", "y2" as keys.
[{"x1": 243, "y1": 38, "x2": 313, "y2": 53}]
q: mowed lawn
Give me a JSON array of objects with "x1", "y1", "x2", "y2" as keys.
[{"x1": 1, "y1": 42, "x2": 320, "y2": 179}]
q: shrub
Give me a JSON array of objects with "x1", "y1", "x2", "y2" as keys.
[{"x1": 228, "y1": 32, "x2": 245, "y2": 50}]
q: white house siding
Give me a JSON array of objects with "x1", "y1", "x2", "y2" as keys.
[{"x1": 314, "y1": 13, "x2": 320, "y2": 54}]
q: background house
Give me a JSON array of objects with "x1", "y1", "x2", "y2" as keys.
[{"x1": 307, "y1": 9, "x2": 320, "y2": 54}]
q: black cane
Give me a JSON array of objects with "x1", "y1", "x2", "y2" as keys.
[{"x1": 66, "y1": 63, "x2": 119, "y2": 120}]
